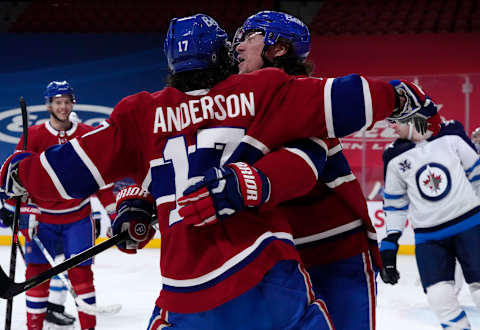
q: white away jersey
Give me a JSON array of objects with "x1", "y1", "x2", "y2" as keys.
[{"x1": 383, "y1": 120, "x2": 480, "y2": 232}]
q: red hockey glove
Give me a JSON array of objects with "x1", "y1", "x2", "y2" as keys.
[
  {"x1": 388, "y1": 80, "x2": 438, "y2": 134},
  {"x1": 19, "y1": 203, "x2": 40, "y2": 242},
  {"x1": 178, "y1": 162, "x2": 270, "y2": 227},
  {"x1": 0, "y1": 151, "x2": 32, "y2": 201},
  {"x1": 112, "y1": 185, "x2": 156, "y2": 254}
]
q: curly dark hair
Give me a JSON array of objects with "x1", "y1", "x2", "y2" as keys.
[
  {"x1": 265, "y1": 38, "x2": 314, "y2": 76},
  {"x1": 166, "y1": 44, "x2": 236, "y2": 92}
]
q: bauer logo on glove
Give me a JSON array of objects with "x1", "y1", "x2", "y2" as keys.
[
  {"x1": 112, "y1": 185, "x2": 156, "y2": 254},
  {"x1": 178, "y1": 162, "x2": 271, "y2": 227}
]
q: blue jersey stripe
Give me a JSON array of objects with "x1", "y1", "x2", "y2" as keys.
[
  {"x1": 415, "y1": 211, "x2": 480, "y2": 244},
  {"x1": 44, "y1": 143, "x2": 99, "y2": 198},
  {"x1": 383, "y1": 205, "x2": 409, "y2": 211},
  {"x1": 331, "y1": 74, "x2": 367, "y2": 137},
  {"x1": 383, "y1": 192, "x2": 404, "y2": 199},
  {"x1": 285, "y1": 139, "x2": 327, "y2": 176},
  {"x1": 227, "y1": 141, "x2": 265, "y2": 165},
  {"x1": 162, "y1": 238, "x2": 294, "y2": 293},
  {"x1": 320, "y1": 151, "x2": 352, "y2": 182}
]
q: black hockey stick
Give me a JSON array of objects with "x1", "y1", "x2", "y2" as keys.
[
  {"x1": 32, "y1": 236, "x2": 122, "y2": 315},
  {"x1": 0, "y1": 230, "x2": 129, "y2": 299},
  {"x1": 4, "y1": 96, "x2": 28, "y2": 330}
]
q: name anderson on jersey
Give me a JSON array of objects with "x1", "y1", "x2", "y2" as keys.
[{"x1": 153, "y1": 92, "x2": 255, "y2": 133}]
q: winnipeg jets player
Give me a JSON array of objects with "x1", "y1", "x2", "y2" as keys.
[{"x1": 380, "y1": 109, "x2": 480, "y2": 329}]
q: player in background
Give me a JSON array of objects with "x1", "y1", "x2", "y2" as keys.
[
  {"x1": 379, "y1": 114, "x2": 480, "y2": 329},
  {"x1": 5, "y1": 81, "x2": 116, "y2": 330},
  {"x1": 0, "y1": 14, "x2": 435, "y2": 330},
  {"x1": 44, "y1": 111, "x2": 92, "y2": 328},
  {"x1": 471, "y1": 127, "x2": 480, "y2": 153},
  {"x1": 178, "y1": 10, "x2": 397, "y2": 329}
]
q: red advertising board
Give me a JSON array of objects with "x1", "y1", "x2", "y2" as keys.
[{"x1": 340, "y1": 74, "x2": 480, "y2": 199}]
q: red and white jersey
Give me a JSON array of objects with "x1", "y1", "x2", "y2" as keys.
[
  {"x1": 18, "y1": 68, "x2": 395, "y2": 313},
  {"x1": 12, "y1": 121, "x2": 116, "y2": 224},
  {"x1": 255, "y1": 138, "x2": 381, "y2": 269}
]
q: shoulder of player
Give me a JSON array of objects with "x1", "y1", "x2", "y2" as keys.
[
  {"x1": 434, "y1": 120, "x2": 466, "y2": 137},
  {"x1": 226, "y1": 67, "x2": 290, "y2": 84},
  {"x1": 111, "y1": 91, "x2": 156, "y2": 116},
  {"x1": 430, "y1": 120, "x2": 473, "y2": 145},
  {"x1": 75, "y1": 122, "x2": 95, "y2": 132},
  {"x1": 27, "y1": 122, "x2": 49, "y2": 138},
  {"x1": 382, "y1": 139, "x2": 415, "y2": 167}
]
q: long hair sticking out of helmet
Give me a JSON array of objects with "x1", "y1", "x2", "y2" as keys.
[
  {"x1": 233, "y1": 10, "x2": 314, "y2": 76},
  {"x1": 44, "y1": 80, "x2": 75, "y2": 104},
  {"x1": 164, "y1": 14, "x2": 235, "y2": 92}
]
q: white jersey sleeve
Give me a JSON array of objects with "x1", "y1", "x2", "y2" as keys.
[
  {"x1": 383, "y1": 143, "x2": 409, "y2": 234},
  {"x1": 454, "y1": 128, "x2": 480, "y2": 197}
]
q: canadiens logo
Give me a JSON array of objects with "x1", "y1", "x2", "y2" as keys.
[
  {"x1": 398, "y1": 159, "x2": 411, "y2": 172},
  {"x1": 0, "y1": 104, "x2": 113, "y2": 144},
  {"x1": 415, "y1": 162, "x2": 451, "y2": 201}
]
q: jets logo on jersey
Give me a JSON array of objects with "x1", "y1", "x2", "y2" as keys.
[
  {"x1": 398, "y1": 159, "x2": 411, "y2": 172},
  {"x1": 415, "y1": 162, "x2": 451, "y2": 201}
]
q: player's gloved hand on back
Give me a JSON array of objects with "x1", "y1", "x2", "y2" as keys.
[
  {"x1": 388, "y1": 80, "x2": 438, "y2": 135},
  {"x1": 178, "y1": 162, "x2": 270, "y2": 227},
  {"x1": 19, "y1": 203, "x2": 40, "y2": 242},
  {"x1": 111, "y1": 185, "x2": 156, "y2": 254},
  {"x1": 379, "y1": 232, "x2": 401, "y2": 285},
  {"x1": 0, "y1": 151, "x2": 32, "y2": 201}
]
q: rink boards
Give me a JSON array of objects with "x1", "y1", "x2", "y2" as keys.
[{"x1": 0, "y1": 200, "x2": 415, "y2": 254}]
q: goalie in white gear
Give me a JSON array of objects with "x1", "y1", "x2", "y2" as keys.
[{"x1": 379, "y1": 113, "x2": 480, "y2": 329}]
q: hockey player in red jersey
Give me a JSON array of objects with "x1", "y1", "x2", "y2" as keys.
[
  {"x1": 178, "y1": 11, "x2": 440, "y2": 330},
  {"x1": 6, "y1": 81, "x2": 116, "y2": 330},
  {"x1": 0, "y1": 14, "x2": 435, "y2": 330}
]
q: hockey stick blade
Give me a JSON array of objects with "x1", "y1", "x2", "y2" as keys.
[
  {"x1": 79, "y1": 301, "x2": 122, "y2": 316},
  {"x1": 0, "y1": 231, "x2": 129, "y2": 299}
]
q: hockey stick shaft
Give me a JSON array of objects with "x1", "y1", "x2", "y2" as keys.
[
  {"x1": 4, "y1": 96, "x2": 28, "y2": 330},
  {"x1": 0, "y1": 231, "x2": 129, "y2": 299},
  {"x1": 32, "y1": 236, "x2": 121, "y2": 316},
  {"x1": 32, "y1": 237, "x2": 86, "y2": 309}
]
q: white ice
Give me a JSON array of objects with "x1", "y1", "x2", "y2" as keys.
[{"x1": 1, "y1": 246, "x2": 479, "y2": 329}]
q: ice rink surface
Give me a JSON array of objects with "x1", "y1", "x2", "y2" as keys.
[{"x1": 1, "y1": 246, "x2": 479, "y2": 329}]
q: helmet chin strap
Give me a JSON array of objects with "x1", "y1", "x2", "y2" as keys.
[{"x1": 408, "y1": 121, "x2": 414, "y2": 140}]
